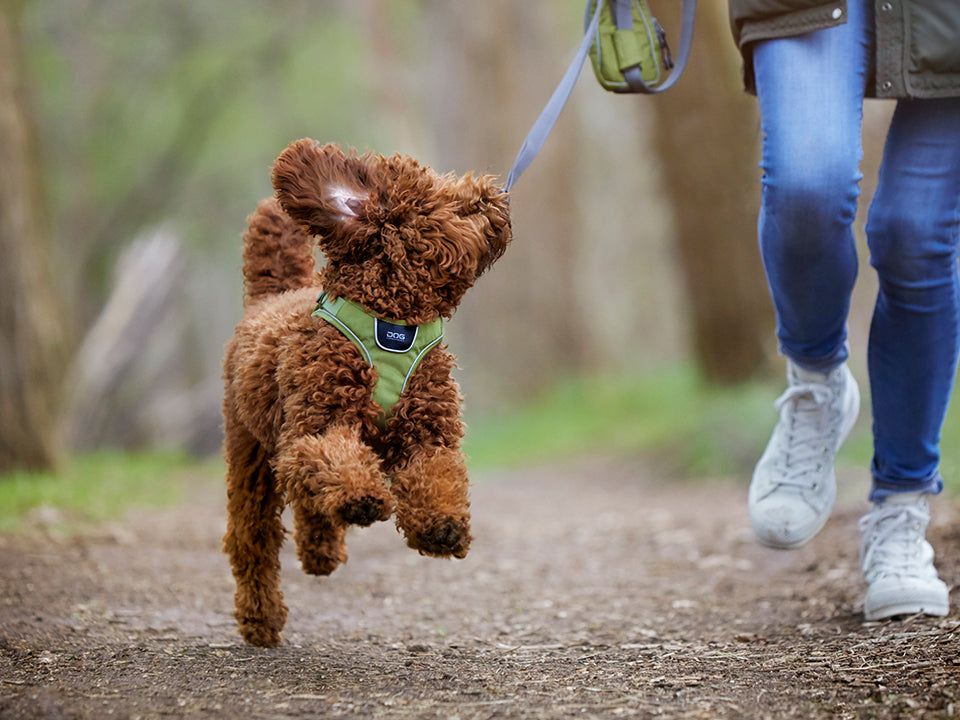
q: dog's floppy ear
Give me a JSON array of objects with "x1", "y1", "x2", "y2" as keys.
[
  {"x1": 456, "y1": 174, "x2": 512, "y2": 274},
  {"x1": 271, "y1": 139, "x2": 371, "y2": 237}
]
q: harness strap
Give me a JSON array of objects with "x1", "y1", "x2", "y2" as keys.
[
  {"x1": 504, "y1": 0, "x2": 697, "y2": 192},
  {"x1": 312, "y1": 293, "x2": 444, "y2": 427}
]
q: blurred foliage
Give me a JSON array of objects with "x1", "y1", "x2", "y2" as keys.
[{"x1": 25, "y1": 0, "x2": 392, "y2": 304}]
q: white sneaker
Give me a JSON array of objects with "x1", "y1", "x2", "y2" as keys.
[
  {"x1": 859, "y1": 493, "x2": 949, "y2": 620},
  {"x1": 749, "y1": 361, "x2": 860, "y2": 549}
]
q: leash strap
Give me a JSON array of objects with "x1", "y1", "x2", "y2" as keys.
[
  {"x1": 504, "y1": 0, "x2": 603, "y2": 192},
  {"x1": 504, "y1": 0, "x2": 696, "y2": 192},
  {"x1": 612, "y1": 0, "x2": 696, "y2": 94}
]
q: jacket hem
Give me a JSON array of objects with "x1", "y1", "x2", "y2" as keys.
[
  {"x1": 905, "y1": 73, "x2": 960, "y2": 99},
  {"x1": 738, "y1": 2, "x2": 848, "y2": 48}
]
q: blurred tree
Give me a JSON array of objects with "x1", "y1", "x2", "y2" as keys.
[
  {"x1": 422, "y1": 0, "x2": 590, "y2": 405},
  {"x1": 649, "y1": 1, "x2": 774, "y2": 383},
  {"x1": 19, "y1": 1, "x2": 323, "y2": 454},
  {"x1": 31, "y1": 1, "x2": 302, "y2": 327},
  {"x1": 7, "y1": 0, "x2": 388, "y2": 455},
  {"x1": 0, "y1": 0, "x2": 64, "y2": 471}
]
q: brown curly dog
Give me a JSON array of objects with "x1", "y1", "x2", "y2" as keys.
[{"x1": 222, "y1": 140, "x2": 512, "y2": 646}]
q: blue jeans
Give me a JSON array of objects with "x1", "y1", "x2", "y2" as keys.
[{"x1": 753, "y1": 0, "x2": 960, "y2": 501}]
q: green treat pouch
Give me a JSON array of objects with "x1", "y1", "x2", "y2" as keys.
[{"x1": 586, "y1": 0, "x2": 674, "y2": 93}]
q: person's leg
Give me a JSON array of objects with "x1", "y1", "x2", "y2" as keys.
[
  {"x1": 866, "y1": 98, "x2": 960, "y2": 500},
  {"x1": 748, "y1": 1, "x2": 872, "y2": 549},
  {"x1": 754, "y1": 1, "x2": 873, "y2": 369},
  {"x1": 858, "y1": 97, "x2": 960, "y2": 620}
]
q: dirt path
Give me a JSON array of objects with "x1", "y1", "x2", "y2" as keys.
[{"x1": 1, "y1": 459, "x2": 958, "y2": 719}]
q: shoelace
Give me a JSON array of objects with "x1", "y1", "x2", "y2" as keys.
[
  {"x1": 771, "y1": 382, "x2": 835, "y2": 489},
  {"x1": 859, "y1": 503, "x2": 929, "y2": 580}
]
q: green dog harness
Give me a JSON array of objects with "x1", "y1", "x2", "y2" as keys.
[{"x1": 311, "y1": 293, "x2": 444, "y2": 426}]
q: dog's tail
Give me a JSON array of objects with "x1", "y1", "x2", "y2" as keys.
[{"x1": 242, "y1": 197, "x2": 315, "y2": 306}]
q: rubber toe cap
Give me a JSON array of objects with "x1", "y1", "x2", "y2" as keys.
[{"x1": 750, "y1": 499, "x2": 822, "y2": 550}]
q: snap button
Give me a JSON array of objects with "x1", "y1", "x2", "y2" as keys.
[
  {"x1": 882, "y1": 80, "x2": 893, "y2": 90},
  {"x1": 832, "y1": 7, "x2": 842, "y2": 19},
  {"x1": 881, "y1": 1, "x2": 893, "y2": 10}
]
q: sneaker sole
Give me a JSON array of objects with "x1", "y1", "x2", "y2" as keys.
[
  {"x1": 865, "y1": 601, "x2": 949, "y2": 621},
  {"x1": 755, "y1": 537, "x2": 817, "y2": 551}
]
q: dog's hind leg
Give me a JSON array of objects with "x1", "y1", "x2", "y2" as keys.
[
  {"x1": 291, "y1": 501, "x2": 347, "y2": 576},
  {"x1": 223, "y1": 418, "x2": 288, "y2": 647}
]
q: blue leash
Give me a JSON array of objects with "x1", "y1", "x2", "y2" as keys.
[{"x1": 504, "y1": 0, "x2": 697, "y2": 192}]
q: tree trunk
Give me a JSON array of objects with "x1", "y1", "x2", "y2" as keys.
[
  {"x1": 0, "y1": 1, "x2": 65, "y2": 472},
  {"x1": 650, "y1": 1, "x2": 774, "y2": 383}
]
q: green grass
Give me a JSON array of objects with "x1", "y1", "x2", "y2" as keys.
[
  {"x1": 0, "y1": 452, "x2": 201, "y2": 532},
  {"x1": 464, "y1": 365, "x2": 784, "y2": 475},
  {"x1": 464, "y1": 364, "x2": 960, "y2": 493}
]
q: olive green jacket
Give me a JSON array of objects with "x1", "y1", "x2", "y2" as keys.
[{"x1": 729, "y1": 0, "x2": 960, "y2": 98}]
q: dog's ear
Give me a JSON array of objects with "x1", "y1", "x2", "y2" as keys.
[
  {"x1": 455, "y1": 174, "x2": 512, "y2": 274},
  {"x1": 271, "y1": 140, "x2": 371, "y2": 237}
]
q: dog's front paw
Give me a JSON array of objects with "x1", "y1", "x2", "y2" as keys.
[
  {"x1": 339, "y1": 493, "x2": 393, "y2": 526},
  {"x1": 278, "y1": 430, "x2": 394, "y2": 526},
  {"x1": 408, "y1": 516, "x2": 471, "y2": 559}
]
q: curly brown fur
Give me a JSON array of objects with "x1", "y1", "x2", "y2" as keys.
[
  {"x1": 222, "y1": 140, "x2": 511, "y2": 646},
  {"x1": 242, "y1": 197, "x2": 317, "y2": 306},
  {"x1": 393, "y1": 447, "x2": 472, "y2": 558},
  {"x1": 375, "y1": 347, "x2": 470, "y2": 556},
  {"x1": 276, "y1": 427, "x2": 394, "y2": 525},
  {"x1": 292, "y1": 503, "x2": 347, "y2": 576},
  {"x1": 273, "y1": 139, "x2": 510, "y2": 324},
  {"x1": 222, "y1": 406, "x2": 287, "y2": 647}
]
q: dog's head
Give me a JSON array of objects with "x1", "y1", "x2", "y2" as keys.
[{"x1": 272, "y1": 139, "x2": 511, "y2": 324}]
